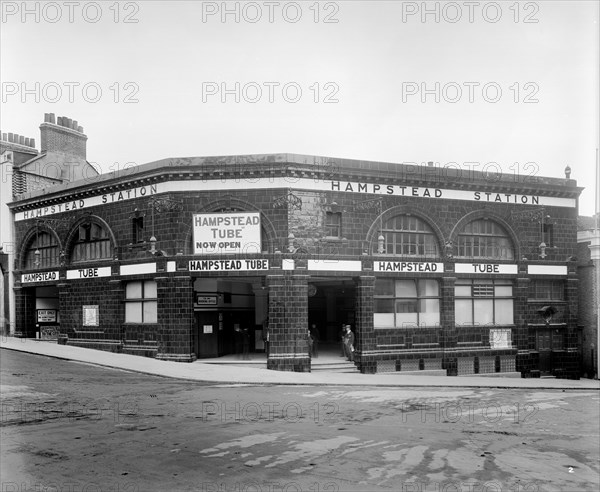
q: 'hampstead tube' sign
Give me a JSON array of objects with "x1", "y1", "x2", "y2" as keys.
[{"x1": 193, "y1": 212, "x2": 261, "y2": 255}]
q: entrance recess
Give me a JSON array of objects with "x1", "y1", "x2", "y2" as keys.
[
  {"x1": 308, "y1": 278, "x2": 356, "y2": 343},
  {"x1": 536, "y1": 328, "x2": 565, "y2": 374},
  {"x1": 193, "y1": 277, "x2": 266, "y2": 358}
]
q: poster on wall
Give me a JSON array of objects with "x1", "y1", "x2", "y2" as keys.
[
  {"x1": 193, "y1": 212, "x2": 261, "y2": 255},
  {"x1": 40, "y1": 326, "x2": 60, "y2": 339},
  {"x1": 82, "y1": 305, "x2": 99, "y2": 327},
  {"x1": 37, "y1": 309, "x2": 57, "y2": 323}
]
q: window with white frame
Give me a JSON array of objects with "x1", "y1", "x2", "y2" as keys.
[
  {"x1": 125, "y1": 280, "x2": 157, "y2": 323},
  {"x1": 455, "y1": 279, "x2": 514, "y2": 326},
  {"x1": 374, "y1": 278, "x2": 440, "y2": 328}
]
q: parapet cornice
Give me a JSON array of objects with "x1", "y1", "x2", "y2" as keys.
[{"x1": 9, "y1": 153, "x2": 583, "y2": 210}]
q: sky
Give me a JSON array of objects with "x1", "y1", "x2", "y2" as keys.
[{"x1": 1, "y1": 0, "x2": 599, "y2": 216}]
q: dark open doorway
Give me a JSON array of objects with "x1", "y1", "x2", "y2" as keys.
[{"x1": 308, "y1": 278, "x2": 356, "y2": 343}]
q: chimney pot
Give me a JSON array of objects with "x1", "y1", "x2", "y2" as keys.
[
  {"x1": 8, "y1": 133, "x2": 14, "y2": 143},
  {"x1": 25, "y1": 138, "x2": 30, "y2": 146},
  {"x1": 49, "y1": 113, "x2": 56, "y2": 124},
  {"x1": 66, "y1": 118, "x2": 72, "y2": 128},
  {"x1": 427, "y1": 161, "x2": 434, "y2": 167},
  {"x1": 44, "y1": 113, "x2": 49, "y2": 123},
  {"x1": 30, "y1": 138, "x2": 35, "y2": 148},
  {"x1": 19, "y1": 135, "x2": 25, "y2": 145},
  {"x1": 57, "y1": 117, "x2": 63, "y2": 126},
  {"x1": 1, "y1": 133, "x2": 6, "y2": 141},
  {"x1": 77, "y1": 126, "x2": 83, "y2": 133},
  {"x1": 72, "y1": 120, "x2": 78, "y2": 130}
]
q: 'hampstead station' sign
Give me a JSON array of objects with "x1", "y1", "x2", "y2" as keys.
[
  {"x1": 15, "y1": 176, "x2": 577, "y2": 222},
  {"x1": 193, "y1": 212, "x2": 261, "y2": 255}
]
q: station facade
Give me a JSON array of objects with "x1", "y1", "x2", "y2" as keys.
[{"x1": 9, "y1": 154, "x2": 583, "y2": 378}]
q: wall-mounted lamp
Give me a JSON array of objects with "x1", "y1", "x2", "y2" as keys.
[
  {"x1": 149, "y1": 236, "x2": 157, "y2": 255},
  {"x1": 287, "y1": 233, "x2": 296, "y2": 253},
  {"x1": 377, "y1": 234, "x2": 385, "y2": 254},
  {"x1": 539, "y1": 241, "x2": 547, "y2": 259},
  {"x1": 538, "y1": 305, "x2": 557, "y2": 325}
]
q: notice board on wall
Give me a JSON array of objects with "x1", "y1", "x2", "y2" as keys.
[{"x1": 82, "y1": 305, "x2": 99, "y2": 327}]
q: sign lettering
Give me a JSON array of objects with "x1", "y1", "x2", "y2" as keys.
[{"x1": 189, "y1": 259, "x2": 269, "y2": 272}]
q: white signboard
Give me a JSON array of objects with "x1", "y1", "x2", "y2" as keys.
[
  {"x1": 455, "y1": 263, "x2": 518, "y2": 274},
  {"x1": 527, "y1": 265, "x2": 568, "y2": 275},
  {"x1": 66, "y1": 266, "x2": 112, "y2": 280},
  {"x1": 22, "y1": 271, "x2": 59, "y2": 283},
  {"x1": 374, "y1": 261, "x2": 444, "y2": 273},
  {"x1": 37, "y1": 310, "x2": 57, "y2": 323},
  {"x1": 189, "y1": 259, "x2": 269, "y2": 272},
  {"x1": 193, "y1": 212, "x2": 261, "y2": 255}
]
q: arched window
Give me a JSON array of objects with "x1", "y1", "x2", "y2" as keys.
[
  {"x1": 72, "y1": 222, "x2": 113, "y2": 263},
  {"x1": 376, "y1": 215, "x2": 439, "y2": 257},
  {"x1": 25, "y1": 232, "x2": 59, "y2": 269},
  {"x1": 457, "y1": 219, "x2": 514, "y2": 260}
]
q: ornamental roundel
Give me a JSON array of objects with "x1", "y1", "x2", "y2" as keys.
[{"x1": 308, "y1": 284, "x2": 318, "y2": 297}]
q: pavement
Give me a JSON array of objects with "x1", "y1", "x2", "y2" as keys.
[{"x1": 1, "y1": 336, "x2": 599, "y2": 389}]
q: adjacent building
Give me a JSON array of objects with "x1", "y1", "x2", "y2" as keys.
[
  {"x1": 7, "y1": 149, "x2": 584, "y2": 378},
  {"x1": 577, "y1": 214, "x2": 599, "y2": 378},
  {"x1": 0, "y1": 114, "x2": 99, "y2": 335}
]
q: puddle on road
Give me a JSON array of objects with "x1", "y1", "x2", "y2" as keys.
[
  {"x1": 0, "y1": 385, "x2": 54, "y2": 399},
  {"x1": 199, "y1": 432, "x2": 286, "y2": 454}
]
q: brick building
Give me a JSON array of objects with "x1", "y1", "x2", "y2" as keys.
[
  {"x1": 8, "y1": 153, "x2": 583, "y2": 378},
  {"x1": 577, "y1": 215, "x2": 599, "y2": 378},
  {"x1": 1, "y1": 113, "x2": 98, "y2": 334}
]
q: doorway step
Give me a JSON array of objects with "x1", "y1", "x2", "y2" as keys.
[{"x1": 310, "y1": 358, "x2": 359, "y2": 373}]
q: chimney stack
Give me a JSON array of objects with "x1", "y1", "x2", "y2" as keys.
[
  {"x1": 0, "y1": 130, "x2": 37, "y2": 150},
  {"x1": 40, "y1": 112, "x2": 87, "y2": 160}
]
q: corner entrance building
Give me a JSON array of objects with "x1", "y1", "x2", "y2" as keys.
[{"x1": 9, "y1": 154, "x2": 583, "y2": 378}]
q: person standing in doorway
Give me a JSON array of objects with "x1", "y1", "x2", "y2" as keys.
[
  {"x1": 344, "y1": 325, "x2": 355, "y2": 362},
  {"x1": 262, "y1": 317, "x2": 270, "y2": 357},
  {"x1": 310, "y1": 323, "x2": 320, "y2": 358},
  {"x1": 339, "y1": 324, "x2": 346, "y2": 357},
  {"x1": 241, "y1": 327, "x2": 250, "y2": 360}
]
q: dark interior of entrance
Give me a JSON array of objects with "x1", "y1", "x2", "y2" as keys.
[
  {"x1": 193, "y1": 278, "x2": 266, "y2": 358},
  {"x1": 308, "y1": 279, "x2": 356, "y2": 343}
]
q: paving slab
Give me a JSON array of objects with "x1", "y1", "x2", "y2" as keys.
[{"x1": 2, "y1": 337, "x2": 599, "y2": 389}]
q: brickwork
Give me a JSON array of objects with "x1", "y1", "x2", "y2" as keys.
[
  {"x1": 156, "y1": 275, "x2": 194, "y2": 361},
  {"x1": 577, "y1": 240, "x2": 598, "y2": 377},
  {"x1": 40, "y1": 123, "x2": 87, "y2": 160},
  {"x1": 355, "y1": 275, "x2": 376, "y2": 373}
]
